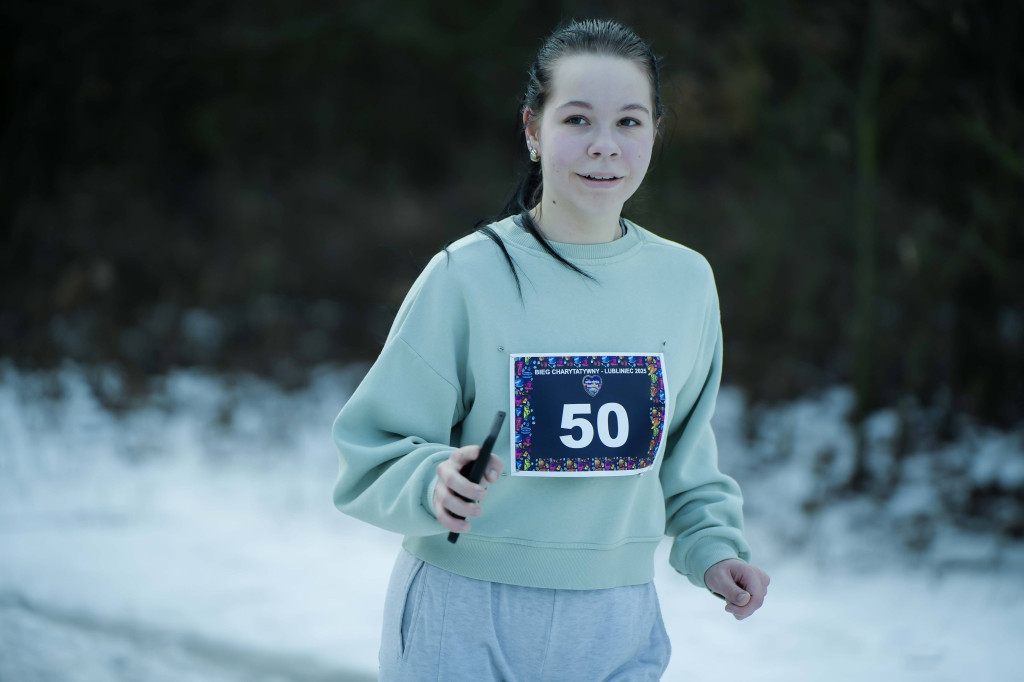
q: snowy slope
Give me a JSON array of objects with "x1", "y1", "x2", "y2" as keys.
[{"x1": 1, "y1": 362, "x2": 1020, "y2": 681}]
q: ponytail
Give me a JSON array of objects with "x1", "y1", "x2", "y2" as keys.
[{"x1": 476, "y1": 147, "x2": 593, "y2": 298}]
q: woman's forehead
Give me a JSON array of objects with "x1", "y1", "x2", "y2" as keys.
[{"x1": 547, "y1": 54, "x2": 653, "y2": 112}]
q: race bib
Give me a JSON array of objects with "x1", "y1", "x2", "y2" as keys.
[{"x1": 510, "y1": 353, "x2": 668, "y2": 476}]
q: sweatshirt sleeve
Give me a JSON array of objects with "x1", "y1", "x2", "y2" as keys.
[
  {"x1": 331, "y1": 255, "x2": 467, "y2": 537},
  {"x1": 660, "y1": 283, "x2": 751, "y2": 588}
]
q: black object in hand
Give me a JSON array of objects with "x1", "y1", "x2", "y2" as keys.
[{"x1": 447, "y1": 411, "x2": 506, "y2": 544}]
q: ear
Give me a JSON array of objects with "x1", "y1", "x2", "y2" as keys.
[{"x1": 523, "y1": 108, "x2": 540, "y2": 152}]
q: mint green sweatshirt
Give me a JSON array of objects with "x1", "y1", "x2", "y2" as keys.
[{"x1": 332, "y1": 215, "x2": 750, "y2": 590}]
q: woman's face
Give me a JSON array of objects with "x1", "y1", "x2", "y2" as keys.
[{"x1": 527, "y1": 54, "x2": 657, "y2": 230}]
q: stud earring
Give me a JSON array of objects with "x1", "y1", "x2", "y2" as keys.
[{"x1": 529, "y1": 147, "x2": 539, "y2": 163}]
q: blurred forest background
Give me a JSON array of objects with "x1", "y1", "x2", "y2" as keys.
[
  {"x1": 2, "y1": 1, "x2": 1021, "y2": 448},
  {"x1": 2, "y1": 6, "x2": 1023, "y2": 677}
]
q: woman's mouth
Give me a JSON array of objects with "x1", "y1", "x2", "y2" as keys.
[{"x1": 577, "y1": 173, "x2": 623, "y2": 187}]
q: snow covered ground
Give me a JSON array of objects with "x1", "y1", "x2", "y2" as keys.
[{"x1": 1, "y1": 361, "x2": 1021, "y2": 681}]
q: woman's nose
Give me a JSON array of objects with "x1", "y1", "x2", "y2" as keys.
[{"x1": 588, "y1": 126, "x2": 621, "y2": 157}]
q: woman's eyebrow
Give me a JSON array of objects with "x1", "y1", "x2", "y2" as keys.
[
  {"x1": 620, "y1": 103, "x2": 651, "y2": 115},
  {"x1": 556, "y1": 100, "x2": 651, "y2": 115},
  {"x1": 557, "y1": 100, "x2": 593, "y2": 110}
]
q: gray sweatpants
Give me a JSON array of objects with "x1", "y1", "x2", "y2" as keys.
[{"x1": 379, "y1": 548, "x2": 671, "y2": 681}]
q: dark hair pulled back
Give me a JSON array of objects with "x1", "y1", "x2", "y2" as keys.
[{"x1": 475, "y1": 18, "x2": 664, "y2": 295}]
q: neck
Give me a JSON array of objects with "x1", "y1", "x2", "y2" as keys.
[{"x1": 529, "y1": 199, "x2": 623, "y2": 245}]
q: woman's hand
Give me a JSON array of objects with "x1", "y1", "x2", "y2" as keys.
[
  {"x1": 432, "y1": 445, "x2": 504, "y2": 534},
  {"x1": 704, "y1": 559, "x2": 770, "y2": 620}
]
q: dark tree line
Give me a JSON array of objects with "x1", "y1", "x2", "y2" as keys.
[{"x1": 2, "y1": 1, "x2": 1022, "y2": 442}]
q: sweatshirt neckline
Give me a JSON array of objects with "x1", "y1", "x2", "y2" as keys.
[{"x1": 496, "y1": 214, "x2": 643, "y2": 263}]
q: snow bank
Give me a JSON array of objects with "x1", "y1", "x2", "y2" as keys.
[{"x1": 1, "y1": 362, "x2": 1021, "y2": 680}]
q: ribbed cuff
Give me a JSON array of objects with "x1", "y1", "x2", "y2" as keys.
[
  {"x1": 420, "y1": 451, "x2": 451, "y2": 520},
  {"x1": 681, "y1": 537, "x2": 741, "y2": 589}
]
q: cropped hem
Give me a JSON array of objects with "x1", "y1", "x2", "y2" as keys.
[{"x1": 403, "y1": 534, "x2": 659, "y2": 590}]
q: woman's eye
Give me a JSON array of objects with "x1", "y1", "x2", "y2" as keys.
[
  {"x1": 564, "y1": 115, "x2": 588, "y2": 125},
  {"x1": 619, "y1": 118, "x2": 641, "y2": 127}
]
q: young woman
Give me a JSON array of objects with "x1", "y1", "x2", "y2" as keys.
[{"x1": 333, "y1": 19, "x2": 769, "y2": 680}]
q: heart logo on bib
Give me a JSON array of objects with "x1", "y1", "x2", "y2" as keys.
[{"x1": 582, "y1": 375, "x2": 602, "y2": 397}]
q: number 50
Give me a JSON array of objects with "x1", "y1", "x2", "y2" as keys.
[{"x1": 559, "y1": 403, "x2": 629, "y2": 449}]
